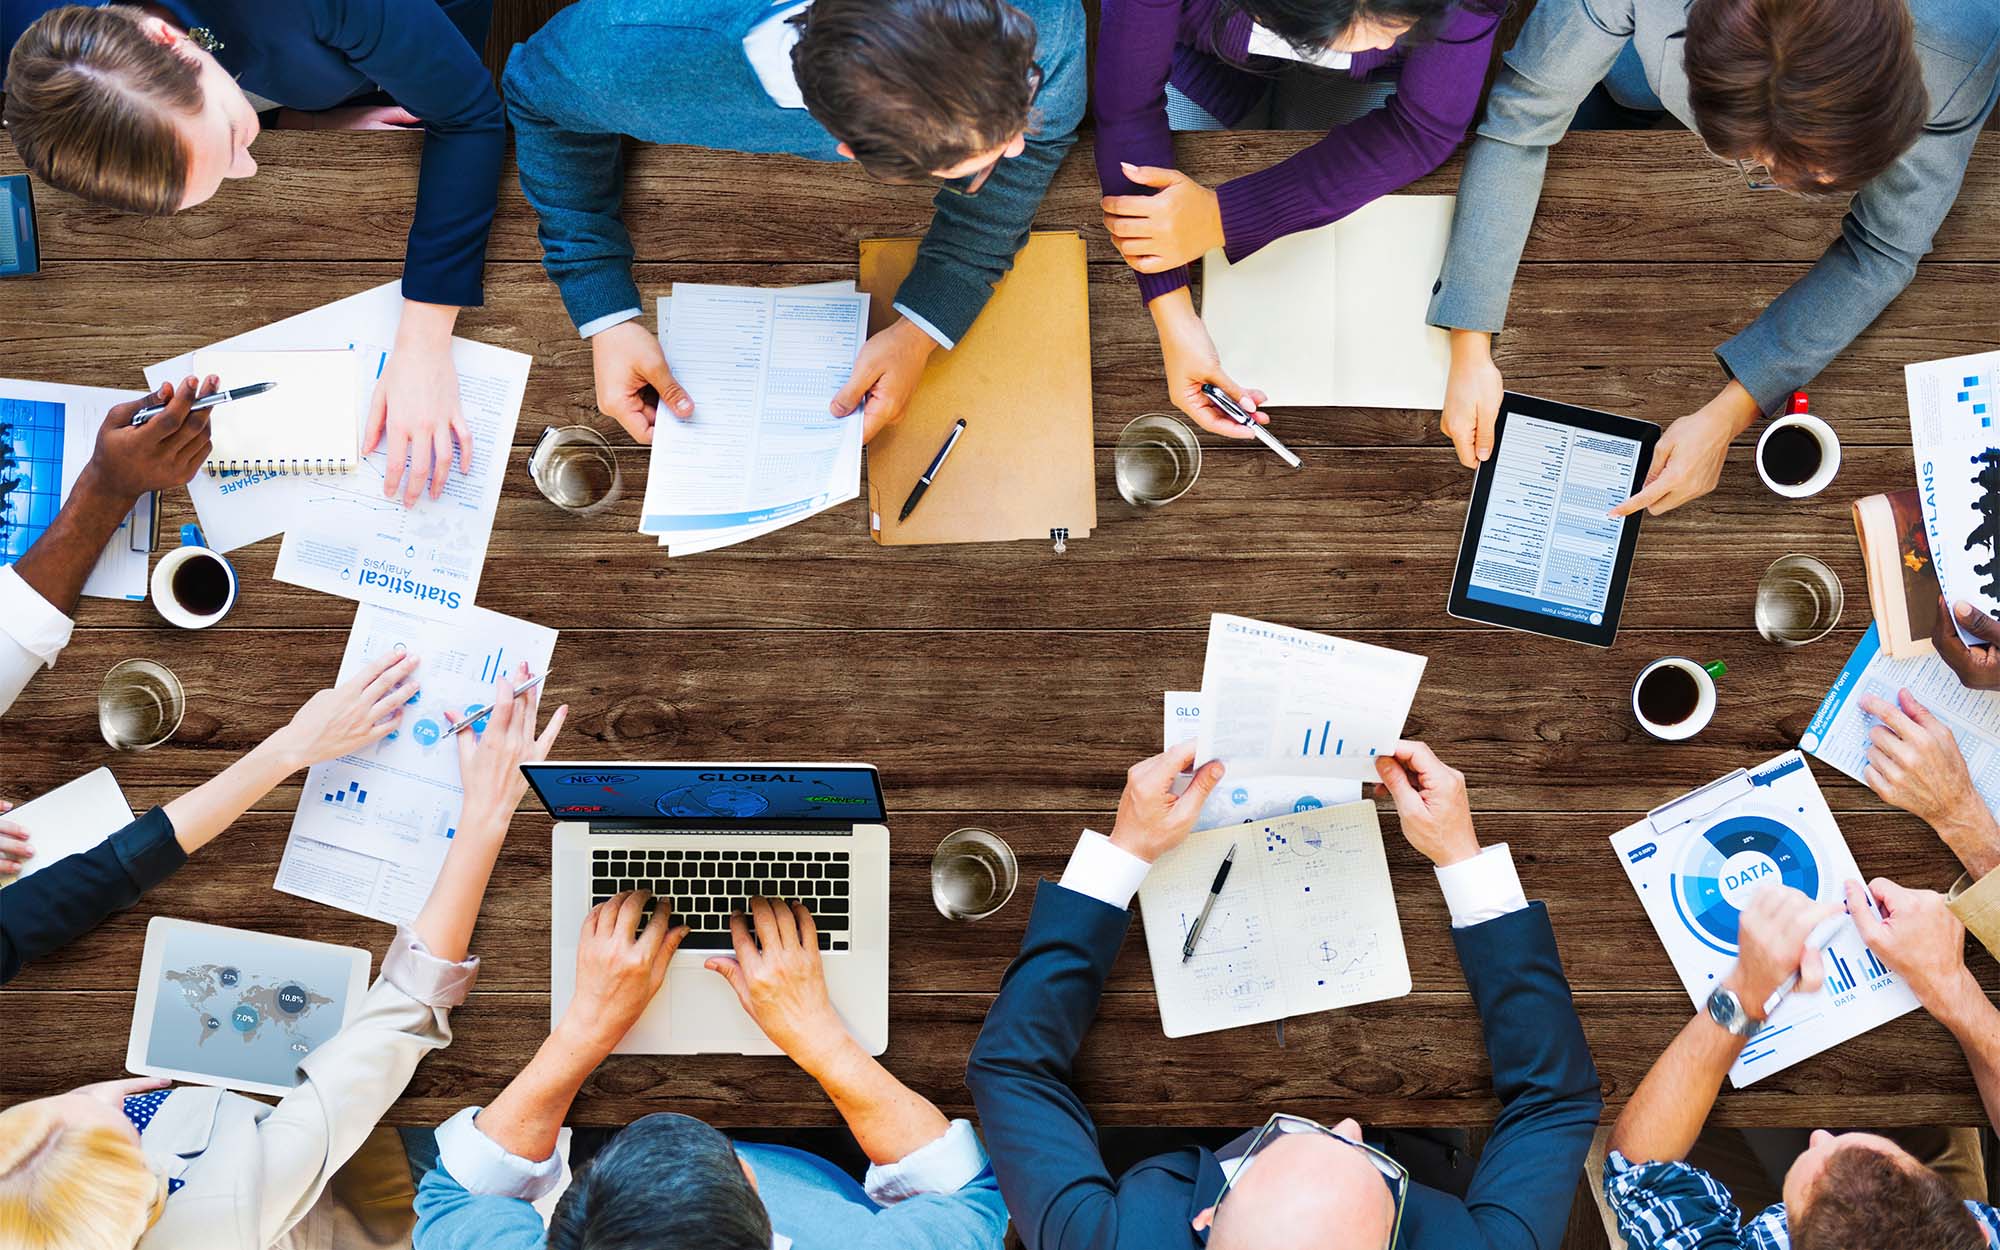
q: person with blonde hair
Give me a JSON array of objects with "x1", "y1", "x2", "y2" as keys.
[{"x1": 0, "y1": 666, "x2": 566, "y2": 1250}]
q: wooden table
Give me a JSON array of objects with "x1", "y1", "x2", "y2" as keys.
[{"x1": 3, "y1": 131, "x2": 1998, "y2": 1149}]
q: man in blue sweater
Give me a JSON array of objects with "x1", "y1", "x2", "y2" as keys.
[
  {"x1": 503, "y1": 0, "x2": 1084, "y2": 445},
  {"x1": 967, "y1": 740, "x2": 1604, "y2": 1250}
]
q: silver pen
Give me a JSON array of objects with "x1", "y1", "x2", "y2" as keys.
[
  {"x1": 446, "y1": 671, "x2": 549, "y2": 736},
  {"x1": 129, "y1": 380, "x2": 277, "y2": 427},
  {"x1": 1201, "y1": 384, "x2": 1301, "y2": 469},
  {"x1": 1181, "y1": 843, "x2": 1238, "y2": 962}
]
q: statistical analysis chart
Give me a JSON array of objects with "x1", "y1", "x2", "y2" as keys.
[{"x1": 1611, "y1": 753, "x2": 1918, "y2": 1085}]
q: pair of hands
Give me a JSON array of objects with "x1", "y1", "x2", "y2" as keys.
[
  {"x1": 1106, "y1": 738, "x2": 1479, "y2": 869},
  {"x1": 592, "y1": 317, "x2": 937, "y2": 448},
  {"x1": 1726, "y1": 879, "x2": 1978, "y2": 1023},
  {"x1": 561, "y1": 892, "x2": 845, "y2": 1064}
]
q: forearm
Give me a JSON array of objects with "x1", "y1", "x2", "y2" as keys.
[
  {"x1": 1935, "y1": 803, "x2": 2000, "y2": 880},
  {"x1": 12, "y1": 469, "x2": 137, "y2": 618},
  {"x1": 162, "y1": 734, "x2": 306, "y2": 855},
  {"x1": 797, "y1": 1036, "x2": 950, "y2": 1165},
  {"x1": 1606, "y1": 1012, "x2": 1745, "y2": 1163},
  {"x1": 410, "y1": 811, "x2": 507, "y2": 964},
  {"x1": 1935, "y1": 976, "x2": 2000, "y2": 1130},
  {"x1": 475, "y1": 1019, "x2": 607, "y2": 1161},
  {"x1": 396, "y1": 299, "x2": 461, "y2": 357}
]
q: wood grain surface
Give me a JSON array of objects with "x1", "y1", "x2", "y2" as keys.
[{"x1": 3, "y1": 126, "x2": 1997, "y2": 1156}]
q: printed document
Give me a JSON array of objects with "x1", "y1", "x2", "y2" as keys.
[
  {"x1": 276, "y1": 602, "x2": 558, "y2": 925},
  {"x1": 1166, "y1": 691, "x2": 1360, "y2": 829},
  {"x1": 1803, "y1": 623, "x2": 2000, "y2": 807},
  {"x1": 2, "y1": 379, "x2": 154, "y2": 599},
  {"x1": 641, "y1": 283, "x2": 869, "y2": 555},
  {"x1": 1194, "y1": 614, "x2": 1427, "y2": 783},
  {"x1": 1907, "y1": 350, "x2": 2000, "y2": 644},
  {"x1": 1610, "y1": 752, "x2": 1920, "y2": 1086},
  {"x1": 1138, "y1": 801, "x2": 1411, "y2": 1038}
]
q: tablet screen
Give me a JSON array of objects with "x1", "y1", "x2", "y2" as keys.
[{"x1": 1463, "y1": 414, "x2": 1643, "y2": 628}]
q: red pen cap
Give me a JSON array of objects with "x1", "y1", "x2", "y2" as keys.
[{"x1": 1787, "y1": 391, "x2": 1810, "y2": 414}]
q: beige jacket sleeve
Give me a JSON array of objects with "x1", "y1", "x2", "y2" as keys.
[
  {"x1": 1949, "y1": 870, "x2": 2000, "y2": 965},
  {"x1": 254, "y1": 926, "x2": 479, "y2": 1246}
]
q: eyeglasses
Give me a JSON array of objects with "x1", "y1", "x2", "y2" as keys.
[
  {"x1": 1702, "y1": 143, "x2": 1780, "y2": 192},
  {"x1": 1211, "y1": 1113, "x2": 1409, "y2": 1249},
  {"x1": 892, "y1": 63, "x2": 1043, "y2": 198}
]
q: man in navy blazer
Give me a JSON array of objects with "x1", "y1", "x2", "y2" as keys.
[{"x1": 966, "y1": 740, "x2": 1603, "y2": 1250}]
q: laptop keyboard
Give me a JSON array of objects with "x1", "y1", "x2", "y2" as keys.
[{"x1": 591, "y1": 848, "x2": 851, "y2": 951}]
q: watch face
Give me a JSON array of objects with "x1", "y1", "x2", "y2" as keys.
[{"x1": 1707, "y1": 987, "x2": 1748, "y2": 1034}]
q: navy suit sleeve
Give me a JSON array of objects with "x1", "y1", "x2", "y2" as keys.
[
  {"x1": 311, "y1": 0, "x2": 505, "y2": 307},
  {"x1": 0, "y1": 806, "x2": 186, "y2": 984},
  {"x1": 1450, "y1": 902, "x2": 1604, "y2": 1250},
  {"x1": 965, "y1": 882, "x2": 1135, "y2": 1250}
]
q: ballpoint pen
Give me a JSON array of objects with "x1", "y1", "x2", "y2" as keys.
[
  {"x1": 1181, "y1": 843, "x2": 1238, "y2": 962},
  {"x1": 1201, "y1": 383, "x2": 1302, "y2": 469},
  {"x1": 129, "y1": 380, "x2": 278, "y2": 427},
  {"x1": 898, "y1": 418, "x2": 967, "y2": 522},
  {"x1": 445, "y1": 671, "x2": 550, "y2": 736}
]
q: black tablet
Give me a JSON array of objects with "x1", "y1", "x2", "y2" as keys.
[{"x1": 1446, "y1": 393, "x2": 1660, "y2": 648}]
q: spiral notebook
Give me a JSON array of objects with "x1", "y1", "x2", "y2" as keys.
[{"x1": 190, "y1": 348, "x2": 361, "y2": 474}]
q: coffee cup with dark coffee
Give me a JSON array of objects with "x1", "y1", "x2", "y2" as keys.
[
  {"x1": 150, "y1": 524, "x2": 238, "y2": 629},
  {"x1": 1755, "y1": 392, "x2": 1840, "y2": 499},
  {"x1": 1632, "y1": 657, "x2": 1726, "y2": 741}
]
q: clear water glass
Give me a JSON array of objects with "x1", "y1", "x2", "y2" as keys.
[
  {"x1": 530, "y1": 425, "x2": 623, "y2": 515},
  {"x1": 1755, "y1": 554, "x2": 1843, "y2": 646},
  {"x1": 98, "y1": 659, "x2": 185, "y2": 751},
  {"x1": 930, "y1": 828, "x2": 1020, "y2": 921},
  {"x1": 1115, "y1": 413, "x2": 1202, "y2": 507}
]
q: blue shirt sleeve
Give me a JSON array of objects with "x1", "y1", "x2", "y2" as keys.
[
  {"x1": 849, "y1": 1167, "x2": 1010, "y2": 1250},
  {"x1": 0, "y1": 806, "x2": 185, "y2": 984},
  {"x1": 1602, "y1": 1151, "x2": 1751, "y2": 1250},
  {"x1": 413, "y1": 1161, "x2": 552, "y2": 1250}
]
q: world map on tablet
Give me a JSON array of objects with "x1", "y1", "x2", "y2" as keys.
[
  {"x1": 164, "y1": 963, "x2": 335, "y2": 1051},
  {"x1": 143, "y1": 925, "x2": 360, "y2": 1089}
]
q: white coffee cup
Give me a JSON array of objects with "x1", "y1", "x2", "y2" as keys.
[
  {"x1": 1632, "y1": 657, "x2": 1725, "y2": 741},
  {"x1": 150, "y1": 524, "x2": 238, "y2": 629},
  {"x1": 1755, "y1": 413, "x2": 1841, "y2": 498}
]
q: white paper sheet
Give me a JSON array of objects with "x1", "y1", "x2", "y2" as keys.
[
  {"x1": 1610, "y1": 752, "x2": 1921, "y2": 1086},
  {"x1": 1165, "y1": 690, "x2": 1361, "y2": 829},
  {"x1": 0, "y1": 767, "x2": 133, "y2": 888},
  {"x1": 1908, "y1": 350, "x2": 2000, "y2": 645},
  {"x1": 2, "y1": 379, "x2": 153, "y2": 599},
  {"x1": 276, "y1": 602, "x2": 558, "y2": 925},
  {"x1": 1802, "y1": 623, "x2": 2000, "y2": 807},
  {"x1": 1137, "y1": 801, "x2": 1411, "y2": 1038},
  {"x1": 1194, "y1": 614, "x2": 1427, "y2": 783},
  {"x1": 190, "y1": 348, "x2": 362, "y2": 473}
]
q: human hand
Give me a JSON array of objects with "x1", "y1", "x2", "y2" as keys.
[
  {"x1": 1931, "y1": 596, "x2": 2000, "y2": 692},
  {"x1": 270, "y1": 649, "x2": 420, "y2": 769},
  {"x1": 1101, "y1": 164, "x2": 1225, "y2": 274},
  {"x1": 706, "y1": 897, "x2": 847, "y2": 1065},
  {"x1": 1151, "y1": 294, "x2": 1267, "y2": 439},
  {"x1": 560, "y1": 890, "x2": 687, "y2": 1051},
  {"x1": 1845, "y1": 878, "x2": 1980, "y2": 1020},
  {"x1": 1374, "y1": 741, "x2": 1478, "y2": 867},
  {"x1": 1108, "y1": 742, "x2": 1225, "y2": 864},
  {"x1": 85, "y1": 376, "x2": 219, "y2": 500},
  {"x1": 593, "y1": 320, "x2": 691, "y2": 444},
  {"x1": 1722, "y1": 886, "x2": 1842, "y2": 1012},
  {"x1": 277, "y1": 104, "x2": 420, "y2": 130},
  {"x1": 1440, "y1": 332, "x2": 1502, "y2": 468},
  {"x1": 364, "y1": 341, "x2": 470, "y2": 507},
  {"x1": 68, "y1": 1075, "x2": 172, "y2": 1109},
  {"x1": 1610, "y1": 383, "x2": 1759, "y2": 518},
  {"x1": 0, "y1": 801, "x2": 28, "y2": 879},
  {"x1": 447, "y1": 662, "x2": 569, "y2": 834},
  {"x1": 831, "y1": 319, "x2": 937, "y2": 443}
]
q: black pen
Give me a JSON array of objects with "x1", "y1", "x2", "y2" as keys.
[
  {"x1": 1200, "y1": 383, "x2": 1302, "y2": 469},
  {"x1": 898, "y1": 418, "x2": 967, "y2": 523},
  {"x1": 1180, "y1": 843, "x2": 1237, "y2": 962},
  {"x1": 130, "y1": 380, "x2": 278, "y2": 427}
]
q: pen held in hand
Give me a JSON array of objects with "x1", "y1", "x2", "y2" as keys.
[
  {"x1": 1181, "y1": 843, "x2": 1238, "y2": 962},
  {"x1": 1200, "y1": 383, "x2": 1302, "y2": 469},
  {"x1": 129, "y1": 380, "x2": 278, "y2": 427},
  {"x1": 445, "y1": 670, "x2": 549, "y2": 737}
]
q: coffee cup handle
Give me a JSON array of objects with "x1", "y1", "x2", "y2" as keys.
[
  {"x1": 180, "y1": 523, "x2": 205, "y2": 549},
  {"x1": 1702, "y1": 661, "x2": 1727, "y2": 680}
]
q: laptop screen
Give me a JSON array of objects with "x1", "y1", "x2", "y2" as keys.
[{"x1": 522, "y1": 763, "x2": 886, "y2": 824}]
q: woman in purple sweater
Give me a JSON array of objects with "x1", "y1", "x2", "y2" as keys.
[{"x1": 1097, "y1": 0, "x2": 1502, "y2": 434}]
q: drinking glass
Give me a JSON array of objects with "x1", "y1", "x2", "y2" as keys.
[
  {"x1": 1115, "y1": 413, "x2": 1202, "y2": 507},
  {"x1": 1755, "y1": 554, "x2": 1844, "y2": 646},
  {"x1": 530, "y1": 425, "x2": 623, "y2": 515},
  {"x1": 99, "y1": 659, "x2": 185, "y2": 751},
  {"x1": 930, "y1": 828, "x2": 1019, "y2": 921}
]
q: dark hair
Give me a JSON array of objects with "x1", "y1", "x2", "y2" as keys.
[
  {"x1": 548, "y1": 1113, "x2": 771, "y2": 1250},
  {"x1": 789, "y1": 0, "x2": 1040, "y2": 183},
  {"x1": 4, "y1": 4, "x2": 203, "y2": 215},
  {"x1": 1684, "y1": 0, "x2": 1927, "y2": 196},
  {"x1": 1225, "y1": 0, "x2": 1467, "y2": 54},
  {"x1": 1792, "y1": 1144, "x2": 1988, "y2": 1250}
]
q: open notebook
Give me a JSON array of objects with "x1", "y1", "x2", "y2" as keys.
[
  {"x1": 1201, "y1": 194, "x2": 1456, "y2": 410},
  {"x1": 190, "y1": 348, "x2": 361, "y2": 474}
]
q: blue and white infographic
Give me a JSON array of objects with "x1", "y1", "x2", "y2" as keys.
[
  {"x1": 1610, "y1": 752, "x2": 1919, "y2": 1086},
  {"x1": 142, "y1": 924, "x2": 358, "y2": 1091},
  {"x1": 1907, "y1": 349, "x2": 2000, "y2": 645}
]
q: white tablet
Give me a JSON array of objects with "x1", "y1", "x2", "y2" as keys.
[{"x1": 128, "y1": 918, "x2": 371, "y2": 1097}]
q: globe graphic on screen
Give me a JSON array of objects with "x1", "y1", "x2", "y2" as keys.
[{"x1": 655, "y1": 783, "x2": 772, "y2": 819}]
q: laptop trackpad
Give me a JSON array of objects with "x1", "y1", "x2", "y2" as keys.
[{"x1": 669, "y1": 969, "x2": 760, "y2": 1041}]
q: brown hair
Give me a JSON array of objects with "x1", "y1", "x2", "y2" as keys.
[
  {"x1": 4, "y1": 4, "x2": 203, "y2": 215},
  {"x1": 789, "y1": 0, "x2": 1040, "y2": 183},
  {"x1": 1792, "y1": 1144, "x2": 1988, "y2": 1250},
  {"x1": 1683, "y1": 0, "x2": 1927, "y2": 195}
]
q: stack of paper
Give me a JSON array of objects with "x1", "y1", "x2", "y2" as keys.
[
  {"x1": 2, "y1": 380, "x2": 156, "y2": 600},
  {"x1": 641, "y1": 283, "x2": 870, "y2": 556}
]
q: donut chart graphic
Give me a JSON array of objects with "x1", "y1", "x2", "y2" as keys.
[{"x1": 1670, "y1": 814, "x2": 1820, "y2": 956}]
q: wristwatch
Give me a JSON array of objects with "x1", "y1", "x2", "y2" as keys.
[{"x1": 1705, "y1": 985, "x2": 1761, "y2": 1038}]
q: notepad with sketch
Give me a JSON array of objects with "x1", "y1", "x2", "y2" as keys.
[
  {"x1": 190, "y1": 348, "x2": 360, "y2": 474},
  {"x1": 1136, "y1": 801, "x2": 1411, "y2": 1038},
  {"x1": 1200, "y1": 194, "x2": 1456, "y2": 410}
]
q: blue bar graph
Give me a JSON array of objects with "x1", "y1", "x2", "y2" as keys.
[
  {"x1": 1301, "y1": 723, "x2": 1352, "y2": 757},
  {"x1": 321, "y1": 780, "x2": 367, "y2": 806},
  {"x1": 1824, "y1": 947, "x2": 1855, "y2": 995},
  {"x1": 479, "y1": 647, "x2": 506, "y2": 684},
  {"x1": 1862, "y1": 949, "x2": 1889, "y2": 982}
]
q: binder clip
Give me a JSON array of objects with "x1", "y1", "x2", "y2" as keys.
[{"x1": 1050, "y1": 527, "x2": 1069, "y2": 554}]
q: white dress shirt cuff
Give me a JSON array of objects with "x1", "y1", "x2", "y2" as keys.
[
  {"x1": 435, "y1": 1105, "x2": 566, "y2": 1200},
  {"x1": 578, "y1": 308, "x2": 643, "y2": 340},
  {"x1": 1433, "y1": 844, "x2": 1529, "y2": 928},
  {"x1": 382, "y1": 926, "x2": 480, "y2": 1007},
  {"x1": 891, "y1": 303, "x2": 957, "y2": 351},
  {"x1": 862, "y1": 1118, "x2": 989, "y2": 1205},
  {"x1": 1057, "y1": 829, "x2": 1153, "y2": 912},
  {"x1": 0, "y1": 565, "x2": 74, "y2": 666}
]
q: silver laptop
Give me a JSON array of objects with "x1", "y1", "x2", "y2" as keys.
[{"x1": 527, "y1": 762, "x2": 889, "y2": 1056}]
